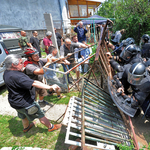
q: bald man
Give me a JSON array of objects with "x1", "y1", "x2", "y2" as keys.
[{"x1": 18, "y1": 30, "x2": 32, "y2": 51}]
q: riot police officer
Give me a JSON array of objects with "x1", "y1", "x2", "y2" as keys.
[
  {"x1": 112, "y1": 37, "x2": 135, "y2": 56},
  {"x1": 127, "y1": 62, "x2": 150, "y2": 117},
  {"x1": 108, "y1": 44, "x2": 143, "y2": 69},
  {"x1": 141, "y1": 34, "x2": 150, "y2": 58}
]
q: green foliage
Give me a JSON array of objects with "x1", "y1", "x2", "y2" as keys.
[
  {"x1": 89, "y1": 45, "x2": 97, "y2": 64},
  {"x1": 117, "y1": 140, "x2": 150, "y2": 150},
  {"x1": 98, "y1": 0, "x2": 150, "y2": 44}
]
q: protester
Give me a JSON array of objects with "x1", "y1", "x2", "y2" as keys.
[
  {"x1": 79, "y1": 41, "x2": 91, "y2": 73},
  {"x1": 23, "y1": 48, "x2": 61, "y2": 104},
  {"x1": 3, "y1": 54, "x2": 61, "y2": 133},
  {"x1": 54, "y1": 28, "x2": 63, "y2": 49},
  {"x1": 30, "y1": 31, "x2": 41, "y2": 57},
  {"x1": 18, "y1": 31, "x2": 32, "y2": 51},
  {"x1": 43, "y1": 31, "x2": 53, "y2": 55},
  {"x1": 44, "y1": 46, "x2": 69, "y2": 96},
  {"x1": 74, "y1": 21, "x2": 88, "y2": 42},
  {"x1": 60, "y1": 38, "x2": 88, "y2": 83},
  {"x1": 111, "y1": 29, "x2": 126, "y2": 45},
  {"x1": 71, "y1": 35, "x2": 85, "y2": 79}
]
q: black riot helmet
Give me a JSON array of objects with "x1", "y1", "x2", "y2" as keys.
[
  {"x1": 142, "y1": 34, "x2": 150, "y2": 43},
  {"x1": 127, "y1": 62, "x2": 146, "y2": 85},
  {"x1": 122, "y1": 38, "x2": 135, "y2": 47},
  {"x1": 120, "y1": 44, "x2": 141, "y2": 61}
]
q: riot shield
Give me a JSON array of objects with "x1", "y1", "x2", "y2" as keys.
[{"x1": 107, "y1": 77, "x2": 138, "y2": 117}]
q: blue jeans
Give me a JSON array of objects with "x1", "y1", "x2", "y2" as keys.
[
  {"x1": 78, "y1": 58, "x2": 89, "y2": 73},
  {"x1": 62, "y1": 64, "x2": 72, "y2": 83}
]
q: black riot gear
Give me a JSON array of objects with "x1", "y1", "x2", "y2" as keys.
[
  {"x1": 122, "y1": 38, "x2": 135, "y2": 47},
  {"x1": 109, "y1": 59, "x2": 123, "y2": 72},
  {"x1": 142, "y1": 34, "x2": 150, "y2": 43},
  {"x1": 120, "y1": 44, "x2": 141, "y2": 62},
  {"x1": 127, "y1": 62, "x2": 146, "y2": 86}
]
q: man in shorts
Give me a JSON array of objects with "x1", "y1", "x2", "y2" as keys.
[
  {"x1": 23, "y1": 47, "x2": 61, "y2": 104},
  {"x1": 3, "y1": 54, "x2": 61, "y2": 133}
]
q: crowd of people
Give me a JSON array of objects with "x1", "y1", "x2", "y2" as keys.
[
  {"x1": 4, "y1": 20, "x2": 150, "y2": 134},
  {"x1": 3, "y1": 21, "x2": 94, "y2": 133},
  {"x1": 106, "y1": 33, "x2": 150, "y2": 118}
]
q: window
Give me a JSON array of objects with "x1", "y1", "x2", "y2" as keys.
[
  {"x1": 79, "y1": 5, "x2": 87, "y2": 17},
  {"x1": 69, "y1": 5, "x2": 79, "y2": 17},
  {"x1": 88, "y1": 5, "x2": 96, "y2": 16}
]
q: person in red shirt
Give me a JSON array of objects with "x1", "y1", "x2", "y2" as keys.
[{"x1": 43, "y1": 31, "x2": 53, "y2": 55}]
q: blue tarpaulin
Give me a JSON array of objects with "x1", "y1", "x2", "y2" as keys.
[{"x1": 81, "y1": 15, "x2": 107, "y2": 25}]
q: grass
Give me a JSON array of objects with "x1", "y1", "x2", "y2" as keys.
[
  {"x1": 0, "y1": 115, "x2": 69, "y2": 149},
  {"x1": 44, "y1": 90, "x2": 80, "y2": 105}
]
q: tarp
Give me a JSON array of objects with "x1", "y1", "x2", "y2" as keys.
[{"x1": 81, "y1": 15, "x2": 107, "y2": 25}]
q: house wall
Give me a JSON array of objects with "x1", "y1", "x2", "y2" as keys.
[{"x1": 0, "y1": 0, "x2": 69, "y2": 31}]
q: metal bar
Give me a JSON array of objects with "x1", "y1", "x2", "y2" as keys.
[
  {"x1": 83, "y1": 104, "x2": 123, "y2": 123},
  {"x1": 71, "y1": 117, "x2": 127, "y2": 138},
  {"x1": 68, "y1": 68, "x2": 91, "y2": 90},
  {"x1": 84, "y1": 111, "x2": 126, "y2": 130},
  {"x1": 84, "y1": 82, "x2": 111, "y2": 101},
  {"x1": 84, "y1": 127, "x2": 127, "y2": 142},
  {"x1": 84, "y1": 95, "x2": 119, "y2": 113},
  {"x1": 84, "y1": 91, "x2": 115, "y2": 109},
  {"x1": 85, "y1": 135, "x2": 118, "y2": 146},
  {"x1": 87, "y1": 61, "x2": 95, "y2": 81},
  {"x1": 43, "y1": 66, "x2": 66, "y2": 74},
  {"x1": 88, "y1": 63, "x2": 100, "y2": 87},
  {"x1": 81, "y1": 79, "x2": 86, "y2": 149},
  {"x1": 74, "y1": 97, "x2": 121, "y2": 120},
  {"x1": 128, "y1": 116, "x2": 139, "y2": 150},
  {"x1": 44, "y1": 43, "x2": 97, "y2": 67},
  {"x1": 84, "y1": 86, "x2": 112, "y2": 104},
  {"x1": 84, "y1": 79, "x2": 110, "y2": 97},
  {"x1": 64, "y1": 64, "x2": 80, "y2": 92},
  {"x1": 65, "y1": 53, "x2": 96, "y2": 74},
  {"x1": 71, "y1": 124, "x2": 123, "y2": 144},
  {"x1": 83, "y1": 100, "x2": 122, "y2": 120},
  {"x1": 85, "y1": 119, "x2": 128, "y2": 135}
]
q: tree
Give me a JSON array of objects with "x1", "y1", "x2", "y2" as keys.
[{"x1": 98, "y1": 0, "x2": 150, "y2": 44}]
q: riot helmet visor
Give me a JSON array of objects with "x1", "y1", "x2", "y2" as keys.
[{"x1": 127, "y1": 71, "x2": 144, "y2": 85}]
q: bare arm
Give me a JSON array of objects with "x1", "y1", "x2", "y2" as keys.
[
  {"x1": 32, "y1": 80, "x2": 60, "y2": 91},
  {"x1": 79, "y1": 44, "x2": 88, "y2": 49},
  {"x1": 27, "y1": 42, "x2": 33, "y2": 48},
  {"x1": 33, "y1": 58, "x2": 52, "y2": 75}
]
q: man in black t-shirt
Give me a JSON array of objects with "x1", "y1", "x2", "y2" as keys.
[
  {"x1": 54, "y1": 28, "x2": 63, "y2": 49},
  {"x1": 30, "y1": 31, "x2": 41, "y2": 57},
  {"x1": 3, "y1": 54, "x2": 61, "y2": 133}
]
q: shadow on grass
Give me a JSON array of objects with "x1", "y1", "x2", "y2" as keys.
[
  {"x1": 53, "y1": 125, "x2": 70, "y2": 150},
  {"x1": 8, "y1": 117, "x2": 48, "y2": 137}
]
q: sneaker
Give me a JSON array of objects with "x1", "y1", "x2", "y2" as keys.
[
  {"x1": 38, "y1": 100, "x2": 49, "y2": 105},
  {"x1": 57, "y1": 95, "x2": 66, "y2": 99},
  {"x1": 23, "y1": 122, "x2": 35, "y2": 133},
  {"x1": 48, "y1": 124, "x2": 62, "y2": 132}
]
